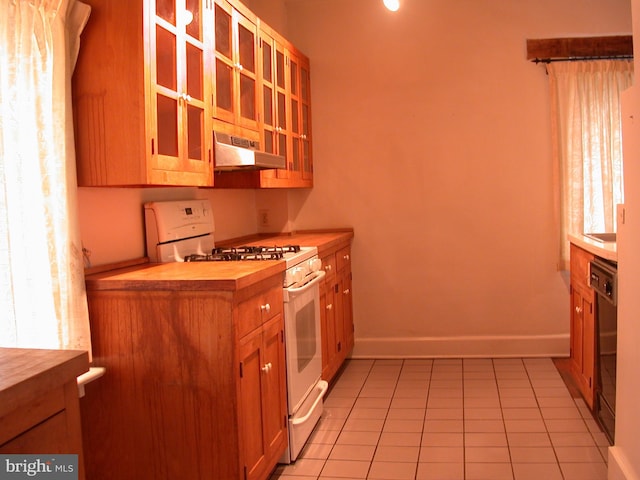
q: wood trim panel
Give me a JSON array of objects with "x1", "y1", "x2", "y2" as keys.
[{"x1": 526, "y1": 35, "x2": 633, "y2": 61}]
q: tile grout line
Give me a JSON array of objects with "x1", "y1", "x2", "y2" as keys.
[{"x1": 416, "y1": 358, "x2": 434, "y2": 480}]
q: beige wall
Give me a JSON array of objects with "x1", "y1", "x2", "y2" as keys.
[
  {"x1": 283, "y1": 0, "x2": 632, "y2": 356},
  {"x1": 77, "y1": 0, "x2": 632, "y2": 357}
]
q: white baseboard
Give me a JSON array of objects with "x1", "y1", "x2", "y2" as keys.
[
  {"x1": 609, "y1": 446, "x2": 640, "y2": 480},
  {"x1": 351, "y1": 334, "x2": 569, "y2": 358}
]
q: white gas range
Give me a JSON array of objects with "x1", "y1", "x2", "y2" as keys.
[{"x1": 143, "y1": 199, "x2": 328, "y2": 463}]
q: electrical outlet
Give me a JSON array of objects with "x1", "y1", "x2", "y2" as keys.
[{"x1": 259, "y1": 209, "x2": 270, "y2": 227}]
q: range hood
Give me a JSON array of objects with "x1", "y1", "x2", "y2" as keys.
[{"x1": 213, "y1": 131, "x2": 285, "y2": 171}]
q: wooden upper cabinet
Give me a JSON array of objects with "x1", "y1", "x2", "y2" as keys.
[
  {"x1": 73, "y1": 0, "x2": 310, "y2": 188},
  {"x1": 212, "y1": 0, "x2": 259, "y2": 133},
  {"x1": 260, "y1": 42, "x2": 313, "y2": 188},
  {"x1": 288, "y1": 49, "x2": 313, "y2": 184},
  {"x1": 154, "y1": 0, "x2": 212, "y2": 182},
  {"x1": 214, "y1": 22, "x2": 314, "y2": 189},
  {"x1": 257, "y1": 24, "x2": 290, "y2": 184},
  {"x1": 73, "y1": 0, "x2": 214, "y2": 187}
]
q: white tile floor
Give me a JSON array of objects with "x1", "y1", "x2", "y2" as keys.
[{"x1": 270, "y1": 358, "x2": 610, "y2": 480}]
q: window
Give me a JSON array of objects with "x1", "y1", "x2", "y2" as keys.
[
  {"x1": 548, "y1": 59, "x2": 633, "y2": 268},
  {"x1": 0, "y1": 0, "x2": 91, "y2": 353}
]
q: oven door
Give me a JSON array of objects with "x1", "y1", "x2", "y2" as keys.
[{"x1": 283, "y1": 270, "x2": 325, "y2": 415}]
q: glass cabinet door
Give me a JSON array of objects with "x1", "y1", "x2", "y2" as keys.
[
  {"x1": 212, "y1": 0, "x2": 258, "y2": 131},
  {"x1": 184, "y1": 2, "x2": 205, "y2": 162},
  {"x1": 237, "y1": 13, "x2": 257, "y2": 129},
  {"x1": 155, "y1": 22, "x2": 179, "y2": 158},
  {"x1": 153, "y1": 0, "x2": 209, "y2": 177},
  {"x1": 289, "y1": 54, "x2": 302, "y2": 177},
  {"x1": 213, "y1": 1, "x2": 234, "y2": 123},
  {"x1": 260, "y1": 34, "x2": 275, "y2": 154},
  {"x1": 284, "y1": 49, "x2": 312, "y2": 185},
  {"x1": 259, "y1": 30, "x2": 289, "y2": 181},
  {"x1": 275, "y1": 46, "x2": 289, "y2": 177},
  {"x1": 300, "y1": 62, "x2": 312, "y2": 180}
]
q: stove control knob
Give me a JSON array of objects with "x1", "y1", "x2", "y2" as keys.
[
  {"x1": 289, "y1": 267, "x2": 304, "y2": 284},
  {"x1": 309, "y1": 258, "x2": 322, "y2": 272}
]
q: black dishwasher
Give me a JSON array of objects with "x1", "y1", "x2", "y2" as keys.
[{"x1": 590, "y1": 257, "x2": 618, "y2": 445}]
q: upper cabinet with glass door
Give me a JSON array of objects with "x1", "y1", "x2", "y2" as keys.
[
  {"x1": 255, "y1": 22, "x2": 290, "y2": 187},
  {"x1": 288, "y1": 49, "x2": 313, "y2": 186},
  {"x1": 73, "y1": 0, "x2": 214, "y2": 187},
  {"x1": 212, "y1": 0, "x2": 259, "y2": 137},
  {"x1": 213, "y1": 16, "x2": 314, "y2": 189}
]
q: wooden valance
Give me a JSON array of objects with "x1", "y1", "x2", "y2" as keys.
[{"x1": 526, "y1": 35, "x2": 633, "y2": 62}]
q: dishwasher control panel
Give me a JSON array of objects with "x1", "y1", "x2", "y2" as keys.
[{"x1": 590, "y1": 258, "x2": 617, "y2": 306}]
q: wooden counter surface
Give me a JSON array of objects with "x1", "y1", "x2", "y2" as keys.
[
  {"x1": 85, "y1": 259, "x2": 285, "y2": 291},
  {"x1": 568, "y1": 234, "x2": 617, "y2": 262},
  {"x1": 85, "y1": 230, "x2": 354, "y2": 291},
  {"x1": 0, "y1": 348, "x2": 89, "y2": 421}
]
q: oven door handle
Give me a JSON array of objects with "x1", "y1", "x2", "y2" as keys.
[
  {"x1": 291, "y1": 380, "x2": 329, "y2": 426},
  {"x1": 285, "y1": 270, "x2": 326, "y2": 295}
]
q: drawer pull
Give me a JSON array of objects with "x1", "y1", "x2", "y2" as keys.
[
  {"x1": 343, "y1": 254, "x2": 350, "y2": 261},
  {"x1": 324, "y1": 265, "x2": 332, "y2": 271},
  {"x1": 260, "y1": 303, "x2": 271, "y2": 313},
  {"x1": 326, "y1": 304, "x2": 333, "y2": 310}
]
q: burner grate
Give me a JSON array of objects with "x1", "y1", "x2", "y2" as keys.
[{"x1": 183, "y1": 245, "x2": 301, "y2": 262}]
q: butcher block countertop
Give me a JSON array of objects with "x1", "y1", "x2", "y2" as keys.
[
  {"x1": 85, "y1": 229, "x2": 354, "y2": 291},
  {"x1": 85, "y1": 260, "x2": 286, "y2": 291},
  {"x1": 0, "y1": 348, "x2": 89, "y2": 419}
]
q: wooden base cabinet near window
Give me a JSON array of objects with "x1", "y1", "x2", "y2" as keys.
[{"x1": 569, "y1": 243, "x2": 596, "y2": 409}]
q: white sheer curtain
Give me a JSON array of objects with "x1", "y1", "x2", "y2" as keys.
[
  {"x1": 548, "y1": 59, "x2": 634, "y2": 269},
  {"x1": 0, "y1": 0, "x2": 92, "y2": 355}
]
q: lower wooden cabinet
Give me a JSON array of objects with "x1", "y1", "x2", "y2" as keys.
[
  {"x1": 81, "y1": 273, "x2": 287, "y2": 480},
  {"x1": 320, "y1": 243, "x2": 354, "y2": 383},
  {"x1": 569, "y1": 243, "x2": 596, "y2": 409},
  {"x1": 0, "y1": 349, "x2": 89, "y2": 480},
  {"x1": 238, "y1": 304, "x2": 287, "y2": 480}
]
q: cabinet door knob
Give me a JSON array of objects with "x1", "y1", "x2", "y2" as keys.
[
  {"x1": 261, "y1": 303, "x2": 271, "y2": 313},
  {"x1": 261, "y1": 362, "x2": 272, "y2": 373},
  {"x1": 324, "y1": 265, "x2": 332, "y2": 271},
  {"x1": 343, "y1": 254, "x2": 350, "y2": 260},
  {"x1": 343, "y1": 289, "x2": 350, "y2": 295},
  {"x1": 326, "y1": 304, "x2": 333, "y2": 310},
  {"x1": 575, "y1": 306, "x2": 582, "y2": 314}
]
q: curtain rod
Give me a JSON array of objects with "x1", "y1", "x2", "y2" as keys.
[{"x1": 532, "y1": 55, "x2": 633, "y2": 64}]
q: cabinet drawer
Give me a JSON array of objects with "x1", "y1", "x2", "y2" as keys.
[
  {"x1": 237, "y1": 285, "x2": 283, "y2": 339},
  {"x1": 321, "y1": 253, "x2": 336, "y2": 282},
  {"x1": 336, "y1": 246, "x2": 351, "y2": 272},
  {"x1": 570, "y1": 244, "x2": 594, "y2": 287}
]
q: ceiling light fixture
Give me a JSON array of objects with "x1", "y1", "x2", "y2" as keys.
[{"x1": 383, "y1": 0, "x2": 400, "y2": 12}]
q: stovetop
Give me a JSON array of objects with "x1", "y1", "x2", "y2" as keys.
[{"x1": 184, "y1": 245, "x2": 302, "y2": 263}]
